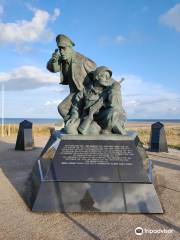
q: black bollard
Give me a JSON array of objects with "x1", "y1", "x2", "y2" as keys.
[
  {"x1": 15, "y1": 120, "x2": 34, "y2": 151},
  {"x1": 150, "y1": 121, "x2": 168, "y2": 152}
]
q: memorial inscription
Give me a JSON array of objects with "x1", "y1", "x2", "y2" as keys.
[
  {"x1": 44, "y1": 139, "x2": 150, "y2": 183},
  {"x1": 60, "y1": 144, "x2": 134, "y2": 166}
]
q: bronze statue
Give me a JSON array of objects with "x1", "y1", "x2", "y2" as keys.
[
  {"x1": 47, "y1": 35, "x2": 126, "y2": 135},
  {"x1": 47, "y1": 34, "x2": 96, "y2": 121}
]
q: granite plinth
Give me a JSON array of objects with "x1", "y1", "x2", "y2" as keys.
[{"x1": 27, "y1": 131, "x2": 163, "y2": 213}]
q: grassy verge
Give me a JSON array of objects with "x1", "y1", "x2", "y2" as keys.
[
  {"x1": 127, "y1": 126, "x2": 180, "y2": 150},
  {"x1": 0, "y1": 124, "x2": 52, "y2": 137}
]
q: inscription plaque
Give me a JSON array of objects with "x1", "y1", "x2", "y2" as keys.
[
  {"x1": 45, "y1": 139, "x2": 150, "y2": 182},
  {"x1": 60, "y1": 144, "x2": 134, "y2": 165}
]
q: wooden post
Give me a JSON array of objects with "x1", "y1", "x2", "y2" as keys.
[
  {"x1": 1, "y1": 83, "x2": 4, "y2": 137},
  {"x1": 8, "y1": 124, "x2": 11, "y2": 136}
]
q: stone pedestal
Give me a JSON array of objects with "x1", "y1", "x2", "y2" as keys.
[
  {"x1": 27, "y1": 131, "x2": 163, "y2": 213},
  {"x1": 150, "y1": 122, "x2": 168, "y2": 152},
  {"x1": 15, "y1": 120, "x2": 34, "y2": 151}
]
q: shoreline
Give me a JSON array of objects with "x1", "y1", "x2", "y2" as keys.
[
  {"x1": 1, "y1": 122, "x2": 180, "y2": 129},
  {"x1": 1, "y1": 119, "x2": 180, "y2": 125}
]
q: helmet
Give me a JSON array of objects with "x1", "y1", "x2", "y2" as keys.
[{"x1": 93, "y1": 66, "x2": 112, "y2": 78}]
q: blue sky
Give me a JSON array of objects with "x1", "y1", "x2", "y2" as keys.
[{"x1": 0, "y1": 0, "x2": 180, "y2": 119}]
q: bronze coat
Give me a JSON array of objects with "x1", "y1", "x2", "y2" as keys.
[{"x1": 47, "y1": 51, "x2": 96, "y2": 92}]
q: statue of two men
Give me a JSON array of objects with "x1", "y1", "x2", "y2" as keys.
[{"x1": 47, "y1": 34, "x2": 126, "y2": 135}]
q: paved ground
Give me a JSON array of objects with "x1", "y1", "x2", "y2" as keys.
[{"x1": 0, "y1": 136, "x2": 180, "y2": 240}]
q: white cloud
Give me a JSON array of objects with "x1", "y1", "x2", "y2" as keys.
[
  {"x1": 159, "y1": 3, "x2": 180, "y2": 32},
  {"x1": 51, "y1": 8, "x2": 61, "y2": 22},
  {"x1": 0, "y1": 7, "x2": 60, "y2": 46},
  {"x1": 45, "y1": 99, "x2": 61, "y2": 106},
  {"x1": 114, "y1": 35, "x2": 127, "y2": 45},
  {"x1": 1, "y1": 66, "x2": 179, "y2": 118},
  {"x1": 114, "y1": 74, "x2": 180, "y2": 118},
  {"x1": 99, "y1": 34, "x2": 127, "y2": 47},
  {"x1": 0, "y1": 65, "x2": 60, "y2": 90},
  {"x1": 0, "y1": 84, "x2": 67, "y2": 118}
]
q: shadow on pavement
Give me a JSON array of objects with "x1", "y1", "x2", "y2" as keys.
[
  {"x1": 0, "y1": 139, "x2": 42, "y2": 205},
  {"x1": 148, "y1": 153, "x2": 180, "y2": 162},
  {"x1": 158, "y1": 185, "x2": 180, "y2": 193},
  {"x1": 146, "y1": 215, "x2": 180, "y2": 233},
  {"x1": 152, "y1": 160, "x2": 180, "y2": 171},
  {"x1": 64, "y1": 213, "x2": 101, "y2": 240}
]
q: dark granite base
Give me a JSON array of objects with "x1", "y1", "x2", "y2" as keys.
[
  {"x1": 32, "y1": 182, "x2": 163, "y2": 213},
  {"x1": 27, "y1": 131, "x2": 163, "y2": 213}
]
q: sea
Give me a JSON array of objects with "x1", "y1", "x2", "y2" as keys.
[{"x1": 0, "y1": 118, "x2": 180, "y2": 125}]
